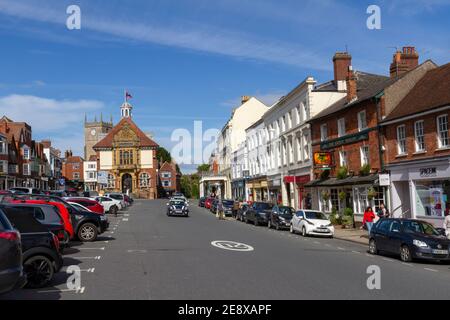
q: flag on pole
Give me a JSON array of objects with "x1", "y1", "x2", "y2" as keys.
[{"x1": 125, "y1": 91, "x2": 133, "y2": 101}]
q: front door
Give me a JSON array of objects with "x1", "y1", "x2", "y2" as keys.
[{"x1": 122, "y1": 174, "x2": 132, "y2": 194}]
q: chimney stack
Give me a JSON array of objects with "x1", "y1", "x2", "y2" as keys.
[
  {"x1": 346, "y1": 66, "x2": 357, "y2": 103},
  {"x1": 390, "y1": 46, "x2": 419, "y2": 78},
  {"x1": 333, "y1": 52, "x2": 352, "y2": 91},
  {"x1": 241, "y1": 96, "x2": 251, "y2": 104}
]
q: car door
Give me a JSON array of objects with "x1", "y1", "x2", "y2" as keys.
[
  {"x1": 271, "y1": 206, "x2": 279, "y2": 225},
  {"x1": 386, "y1": 220, "x2": 403, "y2": 254},
  {"x1": 293, "y1": 211, "x2": 304, "y2": 231},
  {"x1": 373, "y1": 219, "x2": 391, "y2": 252}
]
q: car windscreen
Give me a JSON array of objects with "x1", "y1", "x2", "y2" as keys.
[
  {"x1": 279, "y1": 207, "x2": 294, "y2": 216},
  {"x1": 403, "y1": 221, "x2": 440, "y2": 236},
  {"x1": 109, "y1": 195, "x2": 122, "y2": 200},
  {"x1": 304, "y1": 211, "x2": 328, "y2": 220},
  {"x1": 170, "y1": 201, "x2": 185, "y2": 206},
  {"x1": 222, "y1": 200, "x2": 234, "y2": 206},
  {"x1": 254, "y1": 203, "x2": 272, "y2": 210}
]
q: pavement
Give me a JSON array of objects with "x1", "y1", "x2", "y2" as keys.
[
  {"x1": 2, "y1": 199, "x2": 450, "y2": 300},
  {"x1": 334, "y1": 227, "x2": 369, "y2": 245}
]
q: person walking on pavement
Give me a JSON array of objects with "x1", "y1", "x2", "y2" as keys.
[
  {"x1": 217, "y1": 199, "x2": 225, "y2": 220},
  {"x1": 377, "y1": 203, "x2": 390, "y2": 219},
  {"x1": 444, "y1": 211, "x2": 450, "y2": 239},
  {"x1": 361, "y1": 207, "x2": 376, "y2": 234}
]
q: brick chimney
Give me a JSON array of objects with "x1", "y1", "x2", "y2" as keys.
[
  {"x1": 241, "y1": 96, "x2": 251, "y2": 104},
  {"x1": 389, "y1": 46, "x2": 419, "y2": 78},
  {"x1": 333, "y1": 52, "x2": 352, "y2": 91},
  {"x1": 346, "y1": 66, "x2": 357, "y2": 103}
]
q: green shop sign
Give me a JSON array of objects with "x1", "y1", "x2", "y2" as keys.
[{"x1": 321, "y1": 130, "x2": 370, "y2": 150}]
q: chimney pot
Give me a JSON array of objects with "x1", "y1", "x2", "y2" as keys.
[
  {"x1": 390, "y1": 46, "x2": 419, "y2": 78},
  {"x1": 346, "y1": 66, "x2": 357, "y2": 103},
  {"x1": 241, "y1": 96, "x2": 251, "y2": 104}
]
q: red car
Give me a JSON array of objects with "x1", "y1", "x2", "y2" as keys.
[
  {"x1": 65, "y1": 198, "x2": 104, "y2": 215},
  {"x1": 204, "y1": 197, "x2": 214, "y2": 209},
  {"x1": 9, "y1": 199, "x2": 75, "y2": 241}
]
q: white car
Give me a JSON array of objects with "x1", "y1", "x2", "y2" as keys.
[
  {"x1": 91, "y1": 196, "x2": 122, "y2": 214},
  {"x1": 290, "y1": 210, "x2": 334, "y2": 238},
  {"x1": 104, "y1": 193, "x2": 127, "y2": 208}
]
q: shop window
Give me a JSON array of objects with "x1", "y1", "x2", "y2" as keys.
[
  {"x1": 414, "y1": 181, "x2": 449, "y2": 218},
  {"x1": 330, "y1": 189, "x2": 339, "y2": 211}
]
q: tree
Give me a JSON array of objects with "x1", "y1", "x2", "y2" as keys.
[
  {"x1": 197, "y1": 164, "x2": 210, "y2": 173},
  {"x1": 156, "y1": 147, "x2": 172, "y2": 164}
]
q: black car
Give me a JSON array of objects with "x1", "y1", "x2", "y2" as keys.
[
  {"x1": 369, "y1": 218, "x2": 450, "y2": 262},
  {"x1": 0, "y1": 209, "x2": 26, "y2": 294},
  {"x1": 2, "y1": 204, "x2": 67, "y2": 246},
  {"x1": 236, "y1": 204, "x2": 249, "y2": 222},
  {"x1": 198, "y1": 197, "x2": 206, "y2": 207},
  {"x1": 3, "y1": 207, "x2": 63, "y2": 288},
  {"x1": 167, "y1": 199, "x2": 189, "y2": 217},
  {"x1": 245, "y1": 202, "x2": 274, "y2": 226},
  {"x1": 268, "y1": 206, "x2": 294, "y2": 230},
  {"x1": 221, "y1": 200, "x2": 235, "y2": 217},
  {"x1": 210, "y1": 199, "x2": 219, "y2": 213},
  {"x1": 1, "y1": 194, "x2": 109, "y2": 242},
  {"x1": 69, "y1": 204, "x2": 109, "y2": 242}
]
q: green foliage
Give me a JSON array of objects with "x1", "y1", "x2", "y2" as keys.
[
  {"x1": 180, "y1": 174, "x2": 200, "y2": 199},
  {"x1": 197, "y1": 164, "x2": 210, "y2": 173},
  {"x1": 343, "y1": 207, "x2": 354, "y2": 217},
  {"x1": 342, "y1": 215, "x2": 354, "y2": 227},
  {"x1": 360, "y1": 164, "x2": 371, "y2": 176},
  {"x1": 329, "y1": 208, "x2": 341, "y2": 225},
  {"x1": 320, "y1": 169, "x2": 330, "y2": 180},
  {"x1": 339, "y1": 191, "x2": 346, "y2": 201},
  {"x1": 336, "y1": 166, "x2": 348, "y2": 180},
  {"x1": 321, "y1": 190, "x2": 330, "y2": 201},
  {"x1": 367, "y1": 187, "x2": 377, "y2": 201},
  {"x1": 156, "y1": 147, "x2": 172, "y2": 164}
]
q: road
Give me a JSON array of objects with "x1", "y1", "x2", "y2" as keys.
[{"x1": 2, "y1": 199, "x2": 450, "y2": 300}]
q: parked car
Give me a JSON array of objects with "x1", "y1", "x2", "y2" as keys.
[
  {"x1": 369, "y1": 218, "x2": 450, "y2": 262},
  {"x1": 0, "y1": 209, "x2": 26, "y2": 294},
  {"x1": 91, "y1": 196, "x2": 121, "y2": 215},
  {"x1": 45, "y1": 190, "x2": 68, "y2": 197},
  {"x1": 210, "y1": 199, "x2": 219, "y2": 213},
  {"x1": 198, "y1": 197, "x2": 206, "y2": 207},
  {"x1": 245, "y1": 202, "x2": 274, "y2": 226},
  {"x1": 9, "y1": 188, "x2": 42, "y2": 195},
  {"x1": 70, "y1": 204, "x2": 109, "y2": 242},
  {"x1": 64, "y1": 197, "x2": 104, "y2": 214},
  {"x1": 166, "y1": 199, "x2": 189, "y2": 217},
  {"x1": 268, "y1": 206, "x2": 295, "y2": 230},
  {"x1": 236, "y1": 204, "x2": 249, "y2": 222},
  {"x1": 3, "y1": 198, "x2": 75, "y2": 243},
  {"x1": 221, "y1": 200, "x2": 235, "y2": 217},
  {"x1": 204, "y1": 197, "x2": 214, "y2": 210},
  {"x1": 290, "y1": 210, "x2": 334, "y2": 238},
  {"x1": 104, "y1": 193, "x2": 127, "y2": 208},
  {"x1": 2, "y1": 203, "x2": 68, "y2": 245},
  {"x1": 3, "y1": 207, "x2": 63, "y2": 288}
]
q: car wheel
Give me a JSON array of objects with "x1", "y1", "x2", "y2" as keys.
[
  {"x1": 268, "y1": 220, "x2": 272, "y2": 229},
  {"x1": 110, "y1": 205, "x2": 118, "y2": 216},
  {"x1": 302, "y1": 227, "x2": 307, "y2": 237},
  {"x1": 78, "y1": 223, "x2": 98, "y2": 242},
  {"x1": 24, "y1": 255, "x2": 54, "y2": 289},
  {"x1": 369, "y1": 239, "x2": 378, "y2": 255},
  {"x1": 400, "y1": 245, "x2": 412, "y2": 262}
]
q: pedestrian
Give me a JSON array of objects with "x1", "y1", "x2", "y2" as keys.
[
  {"x1": 217, "y1": 200, "x2": 225, "y2": 220},
  {"x1": 361, "y1": 207, "x2": 376, "y2": 234},
  {"x1": 377, "y1": 203, "x2": 390, "y2": 219},
  {"x1": 444, "y1": 211, "x2": 450, "y2": 240}
]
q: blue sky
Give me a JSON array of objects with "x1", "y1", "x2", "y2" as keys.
[{"x1": 0, "y1": 0, "x2": 449, "y2": 173}]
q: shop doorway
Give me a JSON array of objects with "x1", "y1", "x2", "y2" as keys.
[{"x1": 122, "y1": 174, "x2": 133, "y2": 194}]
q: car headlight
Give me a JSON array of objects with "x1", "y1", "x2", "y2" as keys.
[
  {"x1": 100, "y1": 215, "x2": 107, "y2": 221},
  {"x1": 413, "y1": 240, "x2": 429, "y2": 248}
]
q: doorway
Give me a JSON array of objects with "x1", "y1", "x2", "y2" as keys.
[{"x1": 122, "y1": 174, "x2": 133, "y2": 194}]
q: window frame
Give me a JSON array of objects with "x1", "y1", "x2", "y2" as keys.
[
  {"x1": 437, "y1": 114, "x2": 449, "y2": 148},
  {"x1": 397, "y1": 125, "x2": 407, "y2": 155},
  {"x1": 414, "y1": 120, "x2": 425, "y2": 152},
  {"x1": 357, "y1": 110, "x2": 367, "y2": 132}
]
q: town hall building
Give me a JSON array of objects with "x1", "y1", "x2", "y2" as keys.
[{"x1": 93, "y1": 101, "x2": 159, "y2": 199}]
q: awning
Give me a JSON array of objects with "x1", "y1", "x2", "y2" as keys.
[{"x1": 304, "y1": 174, "x2": 379, "y2": 187}]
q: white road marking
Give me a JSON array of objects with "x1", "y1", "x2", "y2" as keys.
[
  {"x1": 314, "y1": 241, "x2": 321, "y2": 245},
  {"x1": 72, "y1": 256, "x2": 101, "y2": 260},
  {"x1": 38, "y1": 287, "x2": 85, "y2": 294},
  {"x1": 211, "y1": 240, "x2": 254, "y2": 252},
  {"x1": 402, "y1": 263, "x2": 414, "y2": 267},
  {"x1": 61, "y1": 267, "x2": 95, "y2": 273},
  {"x1": 78, "y1": 247, "x2": 105, "y2": 251},
  {"x1": 424, "y1": 268, "x2": 438, "y2": 272},
  {"x1": 104, "y1": 241, "x2": 109, "y2": 244},
  {"x1": 122, "y1": 218, "x2": 129, "y2": 221},
  {"x1": 127, "y1": 249, "x2": 148, "y2": 253},
  {"x1": 366, "y1": 254, "x2": 375, "y2": 258},
  {"x1": 337, "y1": 247, "x2": 345, "y2": 251},
  {"x1": 382, "y1": 258, "x2": 395, "y2": 262},
  {"x1": 352, "y1": 250, "x2": 361, "y2": 254}
]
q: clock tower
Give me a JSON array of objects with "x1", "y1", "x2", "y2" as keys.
[{"x1": 84, "y1": 114, "x2": 113, "y2": 160}]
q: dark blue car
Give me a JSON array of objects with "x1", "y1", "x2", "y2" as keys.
[{"x1": 369, "y1": 218, "x2": 450, "y2": 262}]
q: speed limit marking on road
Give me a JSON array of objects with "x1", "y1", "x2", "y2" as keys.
[{"x1": 211, "y1": 241, "x2": 254, "y2": 252}]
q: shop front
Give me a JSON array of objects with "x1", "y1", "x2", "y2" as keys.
[
  {"x1": 268, "y1": 177, "x2": 282, "y2": 205},
  {"x1": 231, "y1": 179, "x2": 246, "y2": 201},
  {"x1": 283, "y1": 174, "x2": 311, "y2": 210},
  {"x1": 388, "y1": 157, "x2": 450, "y2": 227},
  {"x1": 247, "y1": 176, "x2": 268, "y2": 202},
  {"x1": 305, "y1": 175, "x2": 387, "y2": 222}
]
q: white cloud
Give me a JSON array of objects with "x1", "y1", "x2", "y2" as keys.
[{"x1": 0, "y1": 94, "x2": 104, "y2": 132}]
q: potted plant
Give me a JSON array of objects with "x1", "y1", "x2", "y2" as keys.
[
  {"x1": 359, "y1": 164, "x2": 371, "y2": 176},
  {"x1": 367, "y1": 187, "x2": 377, "y2": 201},
  {"x1": 339, "y1": 191, "x2": 346, "y2": 202},
  {"x1": 321, "y1": 190, "x2": 330, "y2": 202},
  {"x1": 337, "y1": 166, "x2": 348, "y2": 180},
  {"x1": 343, "y1": 207, "x2": 354, "y2": 229}
]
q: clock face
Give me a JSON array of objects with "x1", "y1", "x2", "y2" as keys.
[{"x1": 90, "y1": 129, "x2": 96, "y2": 136}]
